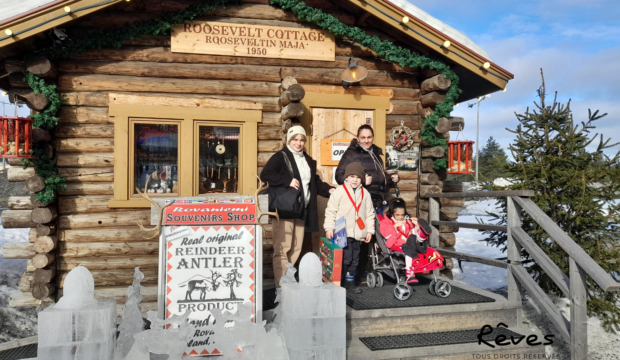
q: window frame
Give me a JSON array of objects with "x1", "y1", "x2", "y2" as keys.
[{"x1": 108, "y1": 100, "x2": 261, "y2": 209}]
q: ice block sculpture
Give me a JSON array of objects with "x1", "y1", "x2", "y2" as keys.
[
  {"x1": 114, "y1": 267, "x2": 145, "y2": 360},
  {"x1": 279, "y1": 253, "x2": 346, "y2": 360},
  {"x1": 38, "y1": 266, "x2": 117, "y2": 360},
  {"x1": 126, "y1": 310, "x2": 192, "y2": 360}
]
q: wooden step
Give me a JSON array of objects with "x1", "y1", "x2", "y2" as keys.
[
  {"x1": 346, "y1": 327, "x2": 546, "y2": 360},
  {"x1": 347, "y1": 278, "x2": 521, "y2": 339}
]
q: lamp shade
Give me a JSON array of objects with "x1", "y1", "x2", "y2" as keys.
[{"x1": 341, "y1": 61, "x2": 368, "y2": 83}]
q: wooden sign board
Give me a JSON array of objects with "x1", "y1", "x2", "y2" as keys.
[
  {"x1": 159, "y1": 224, "x2": 261, "y2": 356},
  {"x1": 320, "y1": 139, "x2": 351, "y2": 166},
  {"x1": 171, "y1": 21, "x2": 335, "y2": 61}
]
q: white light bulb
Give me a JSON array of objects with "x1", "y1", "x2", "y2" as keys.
[
  {"x1": 486, "y1": 94, "x2": 491, "y2": 98},
  {"x1": 502, "y1": 88, "x2": 507, "y2": 93},
  {"x1": 64, "y1": 6, "x2": 71, "y2": 12},
  {"x1": 455, "y1": 103, "x2": 459, "y2": 107},
  {"x1": 402, "y1": 16, "x2": 409, "y2": 24},
  {"x1": 477, "y1": 96, "x2": 483, "y2": 101},
  {"x1": 442, "y1": 40, "x2": 450, "y2": 48},
  {"x1": 5, "y1": 29, "x2": 13, "y2": 36},
  {"x1": 482, "y1": 62, "x2": 491, "y2": 69}
]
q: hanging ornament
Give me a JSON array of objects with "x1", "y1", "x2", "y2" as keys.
[
  {"x1": 216, "y1": 140, "x2": 226, "y2": 154},
  {"x1": 390, "y1": 121, "x2": 416, "y2": 152}
]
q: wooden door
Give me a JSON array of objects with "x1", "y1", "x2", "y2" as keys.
[{"x1": 310, "y1": 108, "x2": 374, "y2": 253}]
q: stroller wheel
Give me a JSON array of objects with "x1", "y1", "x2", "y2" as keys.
[
  {"x1": 393, "y1": 284, "x2": 412, "y2": 301},
  {"x1": 435, "y1": 281, "x2": 452, "y2": 298},
  {"x1": 366, "y1": 272, "x2": 376, "y2": 288},
  {"x1": 429, "y1": 279, "x2": 437, "y2": 295},
  {"x1": 375, "y1": 272, "x2": 384, "y2": 288}
]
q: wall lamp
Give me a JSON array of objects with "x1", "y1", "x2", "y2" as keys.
[{"x1": 341, "y1": 57, "x2": 368, "y2": 89}]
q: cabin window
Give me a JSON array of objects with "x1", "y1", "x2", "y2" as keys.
[{"x1": 108, "y1": 95, "x2": 261, "y2": 208}]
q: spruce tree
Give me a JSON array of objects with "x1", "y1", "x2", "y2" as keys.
[
  {"x1": 483, "y1": 70, "x2": 620, "y2": 331},
  {"x1": 478, "y1": 136, "x2": 509, "y2": 181}
]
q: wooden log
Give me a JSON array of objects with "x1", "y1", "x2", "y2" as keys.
[
  {"x1": 420, "y1": 173, "x2": 439, "y2": 185},
  {"x1": 395, "y1": 179, "x2": 418, "y2": 191},
  {"x1": 57, "y1": 167, "x2": 114, "y2": 182},
  {"x1": 59, "y1": 74, "x2": 280, "y2": 96},
  {"x1": 302, "y1": 84, "x2": 395, "y2": 98},
  {"x1": 420, "y1": 185, "x2": 442, "y2": 198},
  {"x1": 440, "y1": 233, "x2": 456, "y2": 247},
  {"x1": 439, "y1": 223, "x2": 459, "y2": 233},
  {"x1": 5, "y1": 59, "x2": 23, "y2": 73},
  {"x1": 8, "y1": 196, "x2": 35, "y2": 210},
  {"x1": 56, "y1": 138, "x2": 114, "y2": 153},
  {"x1": 36, "y1": 224, "x2": 56, "y2": 237},
  {"x1": 58, "y1": 256, "x2": 159, "y2": 271},
  {"x1": 421, "y1": 132, "x2": 450, "y2": 147},
  {"x1": 421, "y1": 92, "x2": 446, "y2": 108},
  {"x1": 30, "y1": 193, "x2": 56, "y2": 208},
  {"x1": 258, "y1": 152, "x2": 275, "y2": 167},
  {"x1": 1, "y1": 210, "x2": 38, "y2": 228},
  {"x1": 59, "y1": 284, "x2": 159, "y2": 303},
  {"x1": 2, "y1": 243, "x2": 36, "y2": 259},
  {"x1": 32, "y1": 253, "x2": 55, "y2": 269},
  {"x1": 31, "y1": 207, "x2": 57, "y2": 224},
  {"x1": 421, "y1": 107, "x2": 433, "y2": 120},
  {"x1": 58, "y1": 183, "x2": 114, "y2": 196},
  {"x1": 421, "y1": 146, "x2": 445, "y2": 159},
  {"x1": 32, "y1": 127, "x2": 52, "y2": 142},
  {"x1": 443, "y1": 181, "x2": 464, "y2": 193},
  {"x1": 281, "y1": 76, "x2": 297, "y2": 90},
  {"x1": 449, "y1": 117, "x2": 465, "y2": 131},
  {"x1": 15, "y1": 91, "x2": 48, "y2": 111},
  {"x1": 421, "y1": 159, "x2": 436, "y2": 173},
  {"x1": 420, "y1": 199, "x2": 465, "y2": 211},
  {"x1": 59, "y1": 106, "x2": 110, "y2": 124},
  {"x1": 280, "y1": 84, "x2": 305, "y2": 106},
  {"x1": 26, "y1": 55, "x2": 57, "y2": 78},
  {"x1": 420, "y1": 74, "x2": 451, "y2": 94},
  {"x1": 32, "y1": 284, "x2": 56, "y2": 300},
  {"x1": 280, "y1": 67, "x2": 418, "y2": 88},
  {"x1": 20, "y1": 272, "x2": 34, "y2": 292},
  {"x1": 58, "y1": 195, "x2": 114, "y2": 214},
  {"x1": 34, "y1": 266, "x2": 56, "y2": 285},
  {"x1": 8, "y1": 72, "x2": 29, "y2": 89},
  {"x1": 58, "y1": 227, "x2": 159, "y2": 243},
  {"x1": 435, "y1": 117, "x2": 451, "y2": 134},
  {"x1": 258, "y1": 126, "x2": 284, "y2": 140},
  {"x1": 440, "y1": 207, "x2": 459, "y2": 220},
  {"x1": 390, "y1": 100, "x2": 422, "y2": 115},
  {"x1": 386, "y1": 115, "x2": 421, "y2": 130},
  {"x1": 258, "y1": 140, "x2": 283, "y2": 152},
  {"x1": 282, "y1": 119, "x2": 292, "y2": 132},
  {"x1": 34, "y1": 236, "x2": 58, "y2": 253},
  {"x1": 56, "y1": 124, "x2": 114, "y2": 138},
  {"x1": 60, "y1": 60, "x2": 282, "y2": 82},
  {"x1": 58, "y1": 210, "x2": 151, "y2": 229},
  {"x1": 25, "y1": 176, "x2": 46, "y2": 193},
  {"x1": 58, "y1": 242, "x2": 158, "y2": 257},
  {"x1": 280, "y1": 102, "x2": 304, "y2": 121},
  {"x1": 58, "y1": 268, "x2": 159, "y2": 288},
  {"x1": 29, "y1": 228, "x2": 37, "y2": 243},
  {"x1": 57, "y1": 153, "x2": 114, "y2": 167},
  {"x1": 385, "y1": 191, "x2": 417, "y2": 206}
]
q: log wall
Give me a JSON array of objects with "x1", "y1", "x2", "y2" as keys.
[{"x1": 5, "y1": 0, "x2": 463, "y2": 306}]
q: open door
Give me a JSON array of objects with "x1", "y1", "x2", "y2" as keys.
[{"x1": 310, "y1": 108, "x2": 374, "y2": 253}]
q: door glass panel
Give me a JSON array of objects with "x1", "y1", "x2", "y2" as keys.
[
  {"x1": 134, "y1": 124, "x2": 179, "y2": 195},
  {"x1": 197, "y1": 126, "x2": 240, "y2": 194}
]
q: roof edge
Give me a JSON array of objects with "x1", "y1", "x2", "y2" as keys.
[{"x1": 0, "y1": 0, "x2": 69, "y2": 28}]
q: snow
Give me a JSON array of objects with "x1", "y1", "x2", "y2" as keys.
[
  {"x1": 0, "y1": 0, "x2": 56, "y2": 23},
  {"x1": 451, "y1": 194, "x2": 620, "y2": 359}
]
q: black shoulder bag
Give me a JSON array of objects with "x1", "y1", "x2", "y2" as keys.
[{"x1": 267, "y1": 151, "x2": 305, "y2": 219}]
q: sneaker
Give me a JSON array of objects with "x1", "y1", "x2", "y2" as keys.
[
  {"x1": 344, "y1": 271, "x2": 356, "y2": 284},
  {"x1": 406, "y1": 277, "x2": 419, "y2": 284}
]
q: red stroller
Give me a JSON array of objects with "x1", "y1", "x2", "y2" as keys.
[{"x1": 367, "y1": 189, "x2": 452, "y2": 301}]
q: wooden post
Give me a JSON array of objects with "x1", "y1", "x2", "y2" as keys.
[
  {"x1": 429, "y1": 197, "x2": 440, "y2": 277},
  {"x1": 570, "y1": 257, "x2": 587, "y2": 359},
  {"x1": 506, "y1": 196, "x2": 523, "y2": 321}
]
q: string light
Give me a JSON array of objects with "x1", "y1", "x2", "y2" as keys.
[
  {"x1": 64, "y1": 6, "x2": 72, "y2": 13},
  {"x1": 455, "y1": 103, "x2": 459, "y2": 107},
  {"x1": 442, "y1": 40, "x2": 450, "y2": 48},
  {"x1": 1, "y1": 91, "x2": 6, "y2": 97},
  {"x1": 5, "y1": 29, "x2": 13, "y2": 36},
  {"x1": 502, "y1": 88, "x2": 507, "y2": 93},
  {"x1": 401, "y1": 16, "x2": 409, "y2": 24},
  {"x1": 482, "y1": 62, "x2": 491, "y2": 69}
]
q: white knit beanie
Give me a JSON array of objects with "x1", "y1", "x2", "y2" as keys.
[{"x1": 287, "y1": 125, "x2": 307, "y2": 143}]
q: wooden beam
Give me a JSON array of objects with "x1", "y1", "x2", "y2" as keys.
[
  {"x1": 424, "y1": 190, "x2": 535, "y2": 198},
  {"x1": 432, "y1": 220, "x2": 507, "y2": 232},
  {"x1": 438, "y1": 249, "x2": 508, "y2": 269},
  {"x1": 2, "y1": 243, "x2": 36, "y2": 259},
  {"x1": 512, "y1": 196, "x2": 620, "y2": 292}
]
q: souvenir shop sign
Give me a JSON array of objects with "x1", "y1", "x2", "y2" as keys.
[
  {"x1": 163, "y1": 200, "x2": 257, "y2": 225},
  {"x1": 160, "y1": 225, "x2": 261, "y2": 356},
  {"x1": 171, "y1": 21, "x2": 335, "y2": 61}
]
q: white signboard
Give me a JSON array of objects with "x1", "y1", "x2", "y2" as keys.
[
  {"x1": 331, "y1": 141, "x2": 349, "y2": 162},
  {"x1": 159, "y1": 225, "x2": 261, "y2": 356}
]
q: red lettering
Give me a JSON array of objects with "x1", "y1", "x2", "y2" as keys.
[
  {"x1": 309, "y1": 32, "x2": 316, "y2": 41},
  {"x1": 270, "y1": 40, "x2": 276, "y2": 47},
  {"x1": 193, "y1": 24, "x2": 202, "y2": 33},
  {"x1": 234, "y1": 38, "x2": 240, "y2": 45},
  {"x1": 300, "y1": 32, "x2": 308, "y2": 41},
  {"x1": 213, "y1": 25, "x2": 220, "y2": 35},
  {"x1": 184, "y1": 23, "x2": 192, "y2": 33},
  {"x1": 318, "y1": 32, "x2": 325, "y2": 42},
  {"x1": 256, "y1": 29, "x2": 264, "y2": 37},
  {"x1": 240, "y1": 27, "x2": 247, "y2": 37},
  {"x1": 230, "y1": 26, "x2": 238, "y2": 36},
  {"x1": 222, "y1": 26, "x2": 229, "y2": 36},
  {"x1": 275, "y1": 30, "x2": 284, "y2": 39},
  {"x1": 227, "y1": 37, "x2": 233, "y2": 45},
  {"x1": 284, "y1": 30, "x2": 291, "y2": 39},
  {"x1": 299, "y1": 42, "x2": 305, "y2": 49},
  {"x1": 267, "y1": 29, "x2": 274, "y2": 38},
  {"x1": 203, "y1": 24, "x2": 212, "y2": 34},
  {"x1": 205, "y1": 36, "x2": 212, "y2": 43}
]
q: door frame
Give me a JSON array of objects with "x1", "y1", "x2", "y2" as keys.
[{"x1": 298, "y1": 92, "x2": 391, "y2": 158}]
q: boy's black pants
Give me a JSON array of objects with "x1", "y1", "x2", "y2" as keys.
[{"x1": 342, "y1": 238, "x2": 361, "y2": 275}]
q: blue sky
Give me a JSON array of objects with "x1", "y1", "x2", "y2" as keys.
[{"x1": 414, "y1": 0, "x2": 620, "y2": 157}]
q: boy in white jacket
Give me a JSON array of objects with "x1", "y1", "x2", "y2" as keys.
[{"x1": 325, "y1": 162, "x2": 375, "y2": 293}]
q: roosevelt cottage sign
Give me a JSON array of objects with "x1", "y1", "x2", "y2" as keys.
[
  {"x1": 171, "y1": 21, "x2": 335, "y2": 61},
  {"x1": 158, "y1": 200, "x2": 262, "y2": 356}
]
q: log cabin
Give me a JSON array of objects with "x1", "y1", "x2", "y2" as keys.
[{"x1": 0, "y1": 0, "x2": 525, "y2": 358}]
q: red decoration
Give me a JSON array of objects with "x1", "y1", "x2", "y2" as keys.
[
  {"x1": 447, "y1": 140, "x2": 474, "y2": 174},
  {"x1": 0, "y1": 116, "x2": 34, "y2": 158}
]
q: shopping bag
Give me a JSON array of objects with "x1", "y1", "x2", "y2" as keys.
[
  {"x1": 319, "y1": 237, "x2": 343, "y2": 285},
  {"x1": 334, "y1": 216, "x2": 347, "y2": 248}
]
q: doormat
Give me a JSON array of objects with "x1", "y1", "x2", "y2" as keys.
[
  {"x1": 360, "y1": 327, "x2": 524, "y2": 351},
  {"x1": 346, "y1": 277, "x2": 495, "y2": 310},
  {"x1": 0, "y1": 343, "x2": 37, "y2": 360}
]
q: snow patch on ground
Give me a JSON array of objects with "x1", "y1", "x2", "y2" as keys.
[
  {"x1": 459, "y1": 199, "x2": 504, "y2": 217},
  {"x1": 0, "y1": 213, "x2": 39, "y2": 343}
]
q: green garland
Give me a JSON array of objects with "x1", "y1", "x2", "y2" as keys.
[
  {"x1": 23, "y1": 72, "x2": 64, "y2": 130},
  {"x1": 270, "y1": 0, "x2": 460, "y2": 169}
]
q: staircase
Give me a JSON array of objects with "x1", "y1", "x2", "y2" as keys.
[{"x1": 345, "y1": 276, "x2": 545, "y2": 360}]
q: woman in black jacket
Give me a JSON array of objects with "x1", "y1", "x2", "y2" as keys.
[
  {"x1": 335, "y1": 124, "x2": 400, "y2": 190},
  {"x1": 260, "y1": 125, "x2": 334, "y2": 287}
]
